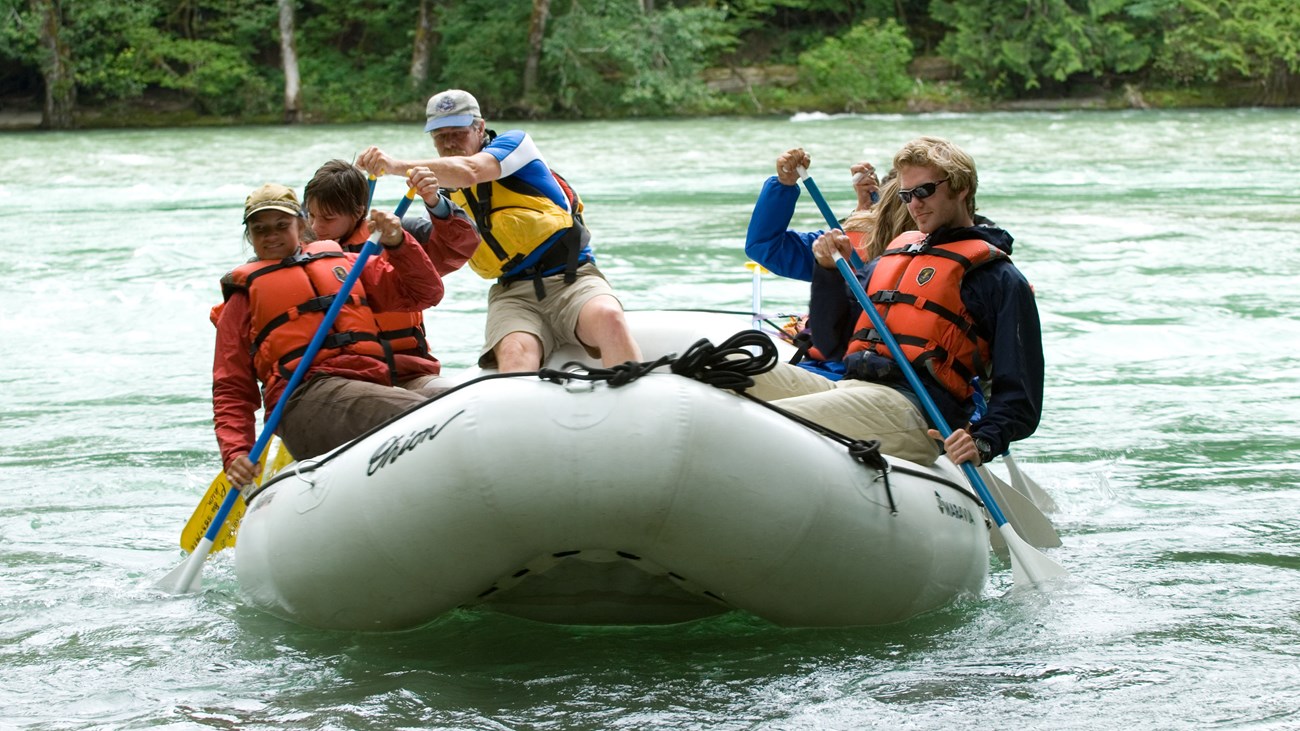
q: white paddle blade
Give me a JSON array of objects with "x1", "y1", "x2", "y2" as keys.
[
  {"x1": 1001, "y1": 523, "x2": 1069, "y2": 588},
  {"x1": 1004, "y1": 452, "x2": 1058, "y2": 513},
  {"x1": 155, "y1": 537, "x2": 213, "y2": 594},
  {"x1": 980, "y1": 466, "x2": 1061, "y2": 549}
]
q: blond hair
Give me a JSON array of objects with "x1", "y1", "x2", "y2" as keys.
[
  {"x1": 892, "y1": 136, "x2": 978, "y2": 218},
  {"x1": 841, "y1": 173, "x2": 916, "y2": 260}
]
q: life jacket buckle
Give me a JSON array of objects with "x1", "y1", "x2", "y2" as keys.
[{"x1": 324, "y1": 331, "x2": 361, "y2": 348}]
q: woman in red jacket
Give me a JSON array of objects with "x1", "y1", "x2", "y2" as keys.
[{"x1": 212, "y1": 183, "x2": 443, "y2": 487}]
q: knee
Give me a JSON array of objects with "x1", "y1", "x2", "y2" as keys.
[
  {"x1": 580, "y1": 300, "x2": 630, "y2": 337},
  {"x1": 495, "y1": 332, "x2": 542, "y2": 371}
]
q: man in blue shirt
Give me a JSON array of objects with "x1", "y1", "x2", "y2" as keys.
[{"x1": 359, "y1": 89, "x2": 641, "y2": 372}]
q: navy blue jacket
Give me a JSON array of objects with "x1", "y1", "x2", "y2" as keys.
[{"x1": 807, "y1": 225, "x2": 1043, "y2": 455}]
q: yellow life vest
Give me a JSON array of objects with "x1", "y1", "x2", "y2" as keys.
[{"x1": 449, "y1": 175, "x2": 578, "y2": 280}]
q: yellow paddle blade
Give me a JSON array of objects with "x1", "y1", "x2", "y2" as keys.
[{"x1": 179, "y1": 439, "x2": 293, "y2": 554}]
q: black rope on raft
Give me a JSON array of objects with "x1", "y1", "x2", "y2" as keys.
[
  {"x1": 537, "y1": 330, "x2": 780, "y2": 391},
  {"x1": 538, "y1": 354, "x2": 672, "y2": 388},
  {"x1": 534, "y1": 332, "x2": 900, "y2": 512},
  {"x1": 668, "y1": 330, "x2": 779, "y2": 391}
]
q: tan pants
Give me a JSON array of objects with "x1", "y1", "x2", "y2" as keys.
[
  {"x1": 752, "y1": 363, "x2": 940, "y2": 465},
  {"x1": 397, "y1": 374, "x2": 455, "y2": 398},
  {"x1": 279, "y1": 375, "x2": 429, "y2": 460}
]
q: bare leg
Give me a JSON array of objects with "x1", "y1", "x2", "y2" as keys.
[
  {"x1": 575, "y1": 294, "x2": 642, "y2": 367},
  {"x1": 493, "y1": 330, "x2": 545, "y2": 372}
]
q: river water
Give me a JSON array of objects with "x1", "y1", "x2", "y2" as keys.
[{"x1": 2, "y1": 110, "x2": 1298, "y2": 729}]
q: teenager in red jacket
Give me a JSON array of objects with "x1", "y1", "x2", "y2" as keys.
[{"x1": 302, "y1": 159, "x2": 480, "y2": 393}]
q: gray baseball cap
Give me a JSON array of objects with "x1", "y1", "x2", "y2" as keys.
[{"x1": 424, "y1": 89, "x2": 481, "y2": 132}]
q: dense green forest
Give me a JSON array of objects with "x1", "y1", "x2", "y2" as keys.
[{"x1": 2, "y1": 0, "x2": 1297, "y2": 129}]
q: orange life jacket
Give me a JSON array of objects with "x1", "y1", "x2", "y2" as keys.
[
  {"x1": 341, "y1": 224, "x2": 430, "y2": 356},
  {"x1": 845, "y1": 230, "x2": 1007, "y2": 400},
  {"x1": 215, "y1": 241, "x2": 390, "y2": 393}
]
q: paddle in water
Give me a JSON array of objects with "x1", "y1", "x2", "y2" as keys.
[
  {"x1": 1003, "y1": 450, "x2": 1057, "y2": 513},
  {"x1": 178, "y1": 439, "x2": 293, "y2": 555},
  {"x1": 157, "y1": 187, "x2": 419, "y2": 594},
  {"x1": 796, "y1": 166, "x2": 1066, "y2": 587}
]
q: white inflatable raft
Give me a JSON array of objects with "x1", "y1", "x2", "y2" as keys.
[{"x1": 235, "y1": 311, "x2": 991, "y2": 628}]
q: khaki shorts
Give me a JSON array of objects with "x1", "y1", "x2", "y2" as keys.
[
  {"x1": 479, "y1": 262, "x2": 623, "y2": 367},
  {"x1": 755, "y1": 363, "x2": 940, "y2": 465}
]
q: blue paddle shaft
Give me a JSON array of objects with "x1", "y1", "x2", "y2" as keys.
[
  {"x1": 799, "y1": 173, "x2": 866, "y2": 270},
  {"x1": 201, "y1": 191, "x2": 417, "y2": 543}
]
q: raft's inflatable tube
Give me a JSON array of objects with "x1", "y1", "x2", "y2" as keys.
[{"x1": 235, "y1": 312, "x2": 990, "y2": 628}]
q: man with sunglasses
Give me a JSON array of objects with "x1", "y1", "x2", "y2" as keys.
[{"x1": 759, "y1": 136, "x2": 1044, "y2": 469}]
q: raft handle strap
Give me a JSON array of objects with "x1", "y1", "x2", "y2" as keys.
[{"x1": 848, "y1": 439, "x2": 896, "y2": 514}]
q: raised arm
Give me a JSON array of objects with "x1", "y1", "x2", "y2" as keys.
[
  {"x1": 357, "y1": 145, "x2": 501, "y2": 190},
  {"x1": 361, "y1": 209, "x2": 444, "y2": 312}
]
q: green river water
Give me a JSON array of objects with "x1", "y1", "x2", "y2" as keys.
[{"x1": 1, "y1": 109, "x2": 1299, "y2": 729}]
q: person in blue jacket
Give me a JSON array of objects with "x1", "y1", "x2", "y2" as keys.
[
  {"x1": 744, "y1": 148, "x2": 914, "y2": 383},
  {"x1": 745, "y1": 147, "x2": 892, "y2": 282},
  {"x1": 751, "y1": 137, "x2": 1044, "y2": 468}
]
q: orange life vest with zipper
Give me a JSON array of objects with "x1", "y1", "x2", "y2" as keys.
[
  {"x1": 845, "y1": 230, "x2": 1007, "y2": 400},
  {"x1": 214, "y1": 241, "x2": 390, "y2": 393}
]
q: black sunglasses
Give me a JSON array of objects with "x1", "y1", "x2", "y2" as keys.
[{"x1": 897, "y1": 178, "x2": 949, "y2": 204}]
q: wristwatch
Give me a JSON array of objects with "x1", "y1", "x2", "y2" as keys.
[{"x1": 972, "y1": 437, "x2": 994, "y2": 465}]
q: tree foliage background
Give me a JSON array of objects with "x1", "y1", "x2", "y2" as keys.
[{"x1": 1, "y1": 0, "x2": 1296, "y2": 128}]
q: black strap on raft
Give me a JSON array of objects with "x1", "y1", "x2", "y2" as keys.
[
  {"x1": 540, "y1": 356, "x2": 668, "y2": 389},
  {"x1": 788, "y1": 330, "x2": 813, "y2": 366},
  {"x1": 848, "y1": 440, "x2": 895, "y2": 514}
]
